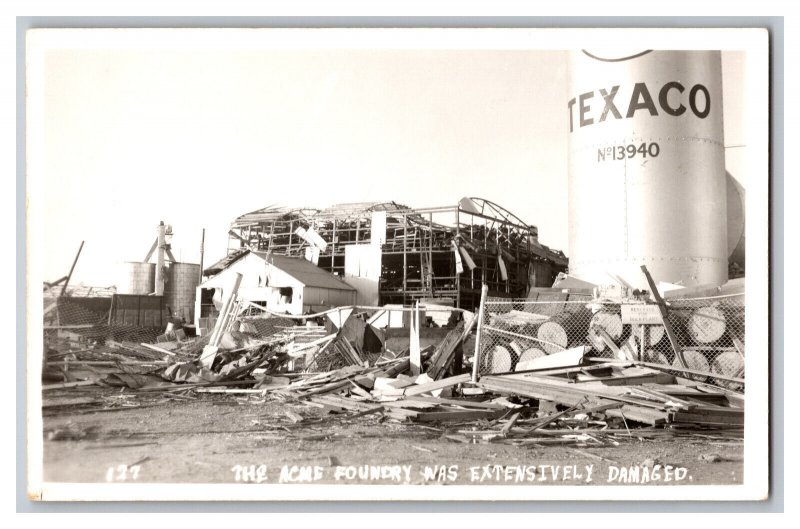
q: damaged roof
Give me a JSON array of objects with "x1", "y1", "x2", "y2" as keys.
[
  {"x1": 204, "y1": 250, "x2": 355, "y2": 292},
  {"x1": 264, "y1": 253, "x2": 355, "y2": 291}
]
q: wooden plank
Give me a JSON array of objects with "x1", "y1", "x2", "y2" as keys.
[
  {"x1": 403, "y1": 373, "x2": 471, "y2": 397},
  {"x1": 412, "y1": 408, "x2": 506, "y2": 422},
  {"x1": 672, "y1": 411, "x2": 744, "y2": 426},
  {"x1": 348, "y1": 381, "x2": 373, "y2": 399},
  {"x1": 410, "y1": 302, "x2": 421, "y2": 375},
  {"x1": 606, "y1": 405, "x2": 669, "y2": 426},
  {"x1": 139, "y1": 343, "x2": 177, "y2": 357},
  {"x1": 402, "y1": 395, "x2": 507, "y2": 410},
  {"x1": 481, "y1": 374, "x2": 672, "y2": 410},
  {"x1": 382, "y1": 408, "x2": 421, "y2": 420},
  {"x1": 587, "y1": 357, "x2": 745, "y2": 385},
  {"x1": 479, "y1": 376, "x2": 609, "y2": 408},
  {"x1": 426, "y1": 319, "x2": 469, "y2": 380},
  {"x1": 298, "y1": 379, "x2": 353, "y2": 397},
  {"x1": 500, "y1": 412, "x2": 521, "y2": 434},
  {"x1": 514, "y1": 346, "x2": 587, "y2": 372},
  {"x1": 309, "y1": 394, "x2": 376, "y2": 412},
  {"x1": 379, "y1": 399, "x2": 440, "y2": 410},
  {"x1": 43, "y1": 380, "x2": 99, "y2": 390},
  {"x1": 628, "y1": 387, "x2": 695, "y2": 409},
  {"x1": 510, "y1": 363, "x2": 615, "y2": 377},
  {"x1": 574, "y1": 371, "x2": 675, "y2": 386}
]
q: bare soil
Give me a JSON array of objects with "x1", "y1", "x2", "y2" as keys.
[{"x1": 41, "y1": 387, "x2": 744, "y2": 487}]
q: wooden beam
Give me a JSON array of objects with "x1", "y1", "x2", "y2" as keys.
[
  {"x1": 60, "y1": 241, "x2": 85, "y2": 297},
  {"x1": 403, "y1": 373, "x2": 471, "y2": 396},
  {"x1": 640, "y1": 265, "x2": 686, "y2": 368}
]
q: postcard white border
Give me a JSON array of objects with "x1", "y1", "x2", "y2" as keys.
[{"x1": 25, "y1": 27, "x2": 770, "y2": 502}]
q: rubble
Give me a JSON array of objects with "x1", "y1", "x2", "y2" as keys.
[{"x1": 42, "y1": 294, "x2": 744, "y2": 447}]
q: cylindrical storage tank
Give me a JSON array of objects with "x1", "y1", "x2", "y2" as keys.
[
  {"x1": 164, "y1": 262, "x2": 202, "y2": 323},
  {"x1": 567, "y1": 50, "x2": 728, "y2": 289},
  {"x1": 117, "y1": 262, "x2": 156, "y2": 295},
  {"x1": 726, "y1": 172, "x2": 746, "y2": 271}
]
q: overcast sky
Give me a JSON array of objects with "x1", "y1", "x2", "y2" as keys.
[{"x1": 29, "y1": 31, "x2": 748, "y2": 286}]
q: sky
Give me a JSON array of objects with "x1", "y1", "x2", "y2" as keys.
[{"x1": 29, "y1": 30, "x2": 748, "y2": 287}]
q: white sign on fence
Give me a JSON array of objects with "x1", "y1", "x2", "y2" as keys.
[{"x1": 621, "y1": 304, "x2": 663, "y2": 324}]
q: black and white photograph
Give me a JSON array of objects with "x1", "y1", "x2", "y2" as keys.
[{"x1": 24, "y1": 27, "x2": 770, "y2": 502}]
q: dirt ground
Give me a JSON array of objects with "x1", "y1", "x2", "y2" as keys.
[{"x1": 40, "y1": 387, "x2": 744, "y2": 487}]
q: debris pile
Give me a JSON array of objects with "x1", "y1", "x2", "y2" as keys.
[{"x1": 42, "y1": 301, "x2": 744, "y2": 446}]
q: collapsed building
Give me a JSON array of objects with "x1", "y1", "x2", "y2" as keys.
[{"x1": 209, "y1": 197, "x2": 567, "y2": 314}]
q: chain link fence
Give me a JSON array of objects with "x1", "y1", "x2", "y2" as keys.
[
  {"x1": 474, "y1": 293, "x2": 745, "y2": 391},
  {"x1": 43, "y1": 294, "x2": 172, "y2": 365}
]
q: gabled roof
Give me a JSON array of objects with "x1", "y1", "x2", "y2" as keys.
[
  {"x1": 263, "y1": 253, "x2": 355, "y2": 291},
  {"x1": 203, "y1": 248, "x2": 249, "y2": 276},
  {"x1": 205, "y1": 249, "x2": 355, "y2": 292}
]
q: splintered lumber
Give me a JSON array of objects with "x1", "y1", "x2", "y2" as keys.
[
  {"x1": 631, "y1": 323, "x2": 666, "y2": 346},
  {"x1": 379, "y1": 399, "x2": 440, "y2": 410},
  {"x1": 380, "y1": 358, "x2": 411, "y2": 378},
  {"x1": 587, "y1": 310, "x2": 623, "y2": 352},
  {"x1": 688, "y1": 305, "x2": 727, "y2": 344},
  {"x1": 481, "y1": 371, "x2": 682, "y2": 411},
  {"x1": 575, "y1": 367, "x2": 675, "y2": 387},
  {"x1": 672, "y1": 350, "x2": 710, "y2": 381},
  {"x1": 426, "y1": 320, "x2": 468, "y2": 380},
  {"x1": 403, "y1": 395, "x2": 507, "y2": 410},
  {"x1": 500, "y1": 412, "x2": 522, "y2": 435},
  {"x1": 484, "y1": 345, "x2": 514, "y2": 373},
  {"x1": 200, "y1": 272, "x2": 243, "y2": 368},
  {"x1": 515, "y1": 363, "x2": 614, "y2": 377},
  {"x1": 711, "y1": 351, "x2": 745, "y2": 389},
  {"x1": 309, "y1": 395, "x2": 384, "y2": 415},
  {"x1": 606, "y1": 405, "x2": 669, "y2": 426},
  {"x1": 514, "y1": 345, "x2": 586, "y2": 372},
  {"x1": 672, "y1": 411, "x2": 744, "y2": 427},
  {"x1": 139, "y1": 343, "x2": 177, "y2": 357},
  {"x1": 412, "y1": 408, "x2": 506, "y2": 422},
  {"x1": 537, "y1": 311, "x2": 590, "y2": 354},
  {"x1": 403, "y1": 373, "x2": 471, "y2": 396},
  {"x1": 587, "y1": 357, "x2": 745, "y2": 386}
]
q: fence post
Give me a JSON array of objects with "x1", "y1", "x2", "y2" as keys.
[{"x1": 471, "y1": 283, "x2": 489, "y2": 383}]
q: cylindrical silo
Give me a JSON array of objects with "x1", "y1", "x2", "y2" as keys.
[
  {"x1": 567, "y1": 50, "x2": 728, "y2": 289},
  {"x1": 726, "y1": 172, "x2": 746, "y2": 272},
  {"x1": 117, "y1": 262, "x2": 156, "y2": 294},
  {"x1": 164, "y1": 262, "x2": 202, "y2": 323}
]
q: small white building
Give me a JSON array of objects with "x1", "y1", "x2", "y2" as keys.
[{"x1": 194, "y1": 250, "x2": 356, "y2": 332}]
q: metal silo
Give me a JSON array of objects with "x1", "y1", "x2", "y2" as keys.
[
  {"x1": 567, "y1": 50, "x2": 728, "y2": 289},
  {"x1": 117, "y1": 262, "x2": 156, "y2": 295},
  {"x1": 164, "y1": 262, "x2": 202, "y2": 323},
  {"x1": 726, "y1": 172, "x2": 746, "y2": 271}
]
